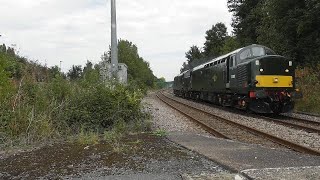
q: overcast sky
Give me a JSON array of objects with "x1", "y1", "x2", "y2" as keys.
[{"x1": 0, "y1": 0, "x2": 232, "y2": 81}]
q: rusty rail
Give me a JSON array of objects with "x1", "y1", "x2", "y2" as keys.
[
  {"x1": 156, "y1": 93, "x2": 229, "y2": 139},
  {"x1": 159, "y1": 92, "x2": 320, "y2": 156}
]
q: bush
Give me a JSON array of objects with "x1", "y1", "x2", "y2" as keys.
[
  {"x1": 60, "y1": 81, "x2": 146, "y2": 132},
  {"x1": 295, "y1": 66, "x2": 320, "y2": 114},
  {"x1": 0, "y1": 43, "x2": 152, "y2": 147},
  {"x1": 0, "y1": 71, "x2": 149, "y2": 147}
]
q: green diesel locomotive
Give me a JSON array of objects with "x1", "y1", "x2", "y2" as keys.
[{"x1": 173, "y1": 44, "x2": 302, "y2": 114}]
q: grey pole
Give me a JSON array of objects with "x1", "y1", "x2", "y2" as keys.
[{"x1": 111, "y1": 0, "x2": 118, "y2": 77}]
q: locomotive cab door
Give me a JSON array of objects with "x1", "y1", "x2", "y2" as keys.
[
  {"x1": 225, "y1": 56, "x2": 230, "y2": 89},
  {"x1": 229, "y1": 54, "x2": 237, "y2": 90}
]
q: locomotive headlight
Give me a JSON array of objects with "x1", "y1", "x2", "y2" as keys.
[
  {"x1": 255, "y1": 60, "x2": 260, "y2": 66},
  {"x1": 260, "y1": 68, "x2": 264, "y2": 72},
  {"x1": 289, "y1": 61, "x2": 293, "y2": 67},
  {"x1": 285, "y1": 69, "x2": 289, "y2": 73}
]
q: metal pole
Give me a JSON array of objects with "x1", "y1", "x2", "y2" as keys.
[{"x1": 111, "y1": 0, "x2": 118, "y2": 77}]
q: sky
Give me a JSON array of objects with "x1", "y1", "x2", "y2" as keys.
[{"x1": 0, "y1": 0, "x2": 232, "y2": 81}]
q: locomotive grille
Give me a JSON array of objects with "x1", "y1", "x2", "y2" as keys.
[{"x1": 237, "y1": 65, "x2": 248, "y2": 87}]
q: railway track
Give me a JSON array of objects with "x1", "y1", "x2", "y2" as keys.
[
  {"x1": 261, "y1": 115, "x2": 320, "y2": 134},
  {"x1": 164, "y1": 89, "x2": 320, "y2": 135},
  {"x1": 157, "y1": 91, "x2": 320, "y2": 156},
  {"x1": 296, "y1": 111, "x2": 320, "y2": 118}
]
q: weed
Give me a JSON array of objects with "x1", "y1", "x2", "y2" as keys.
[
  {"x1": 77, "y1": 129, "x2": 99, "y2": 145},
  {"x1": 153, "y1": 129, "x2": 167, "y2": 137}
]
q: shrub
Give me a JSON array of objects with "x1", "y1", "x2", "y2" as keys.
[
  {"x1": 0, "y1": 72, "x2": 149, "y2": 147},
  {"x1": 295, "y1": 66, "x2": 320, "y2": 114}
]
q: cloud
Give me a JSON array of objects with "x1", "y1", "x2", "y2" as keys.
[{"x1": 0, "y1": 0, "x2": 232, "y2": 81}]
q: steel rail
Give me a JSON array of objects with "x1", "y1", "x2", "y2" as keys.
[
  {"x1": 156, "y1": 93, "x2": 229, "y2": 139},
  {"x1": 167, "y1": 90, "x2": 320, "y2": 134},
  {"x1": 160, "y1": 92, "x2": 320, "y2": 156},
  {"x1": 296, "y1": 111, "x2": 320, "y2": 118},
  {"x1": 260, "y1": 116, "x2": 320, "y2": 134},
  {"x1": 279, "y1": 115, "x2": 320, "y2": 126}
]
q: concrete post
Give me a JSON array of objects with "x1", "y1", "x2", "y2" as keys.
[{"x1": 111, "y1": 0, "x2": 118, "y2": 76}]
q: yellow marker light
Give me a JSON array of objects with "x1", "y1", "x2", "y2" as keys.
[{"x1": 274, "y1": 78, "x2": 279, "y2": 83}]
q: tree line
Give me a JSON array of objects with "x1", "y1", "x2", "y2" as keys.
[{"x1": 181, "y1": 0, "x2": 320, "y2": 72}]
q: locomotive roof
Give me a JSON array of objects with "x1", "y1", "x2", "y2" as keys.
[
  {"x1": 193, "y1": 47, "x2": 244, "y2": 71},
  {"x1": 176, "y1": 44, "x2": 273, "y2": 77}
]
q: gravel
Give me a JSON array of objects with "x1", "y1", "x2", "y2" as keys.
[
  {"x1": 165, "y1": 92, "x2": 320, "y2": 151},
  {"x1": 0, "y1": 134, "x2": 229, "y2": 179},
  {"x1": 284, "y1": 112, "x2": 320, "y2": 123},
  {"x1": 142, "y1": 92, "x2": 210, "y2": 136}
]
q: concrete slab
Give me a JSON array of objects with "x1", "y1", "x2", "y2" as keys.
[
  {"x1": 242, "y1": 166, "x2": 320, "y2": 180},
  {"x1": 68, "y1": 173, "x2": 182, "y2": 180},
  {"x1": 181, "y1": 173, "x2": 246, "y2": 180},
  {"x1": 167, "y1": 132, "x2": 320, "y2": 172}
]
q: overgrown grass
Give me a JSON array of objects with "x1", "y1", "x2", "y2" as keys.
[
  {"x1": 0, "y1": 63, "x2": 151, "y2": 148},
  {"x1": 295, "y1": 66, "x2": 320, "y2": 114}
]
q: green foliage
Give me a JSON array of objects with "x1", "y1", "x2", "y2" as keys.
[
  {"x1": 67, "y1": 65, "x2": 83, "y2": 80},
  {"x1": 221, "y1": 36, "x2": 241, "y2": 54},
  {"x1": 181, "y1": 22, "x2": 236, "y2": 71},
  {"x1": 203, "y1": 22, "x2": 228, "y2": 58},
  {"x1": 156, "y1": 77, "x2": 167, "y2": 89},
  {"x1": 185, "y1": 46, "x2": 203, "y2": 64},
  {"x1": 77, "y1": 128, "x2": 100, "y2": 145},
  {"x1": 61, "y1": 82, "x2": 145, "y2": 131},
  {"x1": 227, "y1": 0, "x2": 261, "y2": 45},
  {"x1": 153, "y1": 129, "x2": 167, "y2": 137},
  {"x1": 101, "y1": 40, "x2": 157, "y2": 90},
  {"x1": 0, "y1": 52, "x2": 13, "y2": 99},
  {"x1": 295, "y1": 67, "x2": 320, "y2": 114},
  {"x1": 228, "y1": 0, "x2": 320, "y2": 66},
  {"x1": 0, "y1": 42, "x2": 151, "y2": 147}
]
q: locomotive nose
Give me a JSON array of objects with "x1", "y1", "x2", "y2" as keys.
[{"x1": 254, "y1": 56, "x2": 294, "y2": 88}]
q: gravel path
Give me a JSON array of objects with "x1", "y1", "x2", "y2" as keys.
[
  {"x1": 165, "y1": 93, "x2": 320, "y2": 151},
  {"x1": 142, "y1": 92, "x2": 210, "y2": 136}
]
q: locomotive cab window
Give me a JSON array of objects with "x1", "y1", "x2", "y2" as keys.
[
  {"x1": 265, "y1": 48, "x2": 276, "y2": 55},
  {"x1": 252, "y1": 47, "x2": 265, "y2": 57},
  {"x1": 240, "y1": 49, "x2": 252, "y2": 60}
]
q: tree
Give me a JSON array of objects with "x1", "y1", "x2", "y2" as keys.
[
  {"x1": 185, "y1": 45, "x2": 203, "y2": 64},
  {"x1": 256, "y1": 0, "x2": 320, "y2": 65},
  {"x1": 221, "y1": 36, "x2": 240, "y2": 54},
  {"x1": 83, "y1": 60, "x2": 93, "y2": 74},
  {"x1": 102, "y1": 39, "x2": 157, "y2": 88},
  {"x1": 227, "y1": 0, "x2": 263, "y2": 46},
  {"x1": 180, "y1": 62, "x2": 189, "y2": 73},
  {"x1": 156, "y1": 77, "x2": 166, "y2": 89},
  {"x1": 203, "y1": 23, "x2": 228, "y2": 58},
  {"x1": 67, "y1": 65, "x2": 83, "y2": 80}
]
